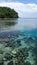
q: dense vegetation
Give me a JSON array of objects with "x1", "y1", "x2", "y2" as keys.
[{"x1": 0, "y1": 7, "x2": 18, "y2": 18}]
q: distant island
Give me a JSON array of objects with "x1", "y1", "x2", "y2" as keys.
[{"x1": 0, "y1": 7, "x2": 18, "y2": 18}]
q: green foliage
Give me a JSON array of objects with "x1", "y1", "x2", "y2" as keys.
[{"x1": 0, "y1": 7, "x2": 18, "y2": 18}]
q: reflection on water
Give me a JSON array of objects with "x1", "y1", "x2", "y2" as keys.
[
  {"x1": 0, "y1": 18, "x2": 37, "y2": 65},
  {"x1": 0, "y1": 18, "x2": 18, "y2": 32},
  {"x1": 0, "y1": 18, "x2": 37, "y2": 32}
]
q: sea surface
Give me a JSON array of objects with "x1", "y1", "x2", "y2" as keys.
[{"x1": 0, "y1": 18, "x2": 37, "y2": 65}]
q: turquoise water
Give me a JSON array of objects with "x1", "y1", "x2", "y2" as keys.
[{"x1": 0, "y1": 18, "x2": 37, "y2": 65}]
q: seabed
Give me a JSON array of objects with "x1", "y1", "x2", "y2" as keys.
[{"x1": 0, "y1": 30, "x2": 37, "y2": 65}]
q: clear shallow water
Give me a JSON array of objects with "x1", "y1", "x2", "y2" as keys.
[{"x1": 0, "y1": 18, "x2": 37, "y2": 65}]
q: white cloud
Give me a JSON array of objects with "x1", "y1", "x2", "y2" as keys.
[{"x1": 0, "y1": 2, "x2": 37, "y2": 17}]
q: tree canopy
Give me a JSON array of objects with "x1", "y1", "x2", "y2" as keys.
[{"x1": 0, "y1": 7, "x2": 18, "y2": 18}]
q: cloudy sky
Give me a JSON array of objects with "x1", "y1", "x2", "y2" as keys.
[{"x1": 0, "y1": 0, "x2": 37, "y2": 18}]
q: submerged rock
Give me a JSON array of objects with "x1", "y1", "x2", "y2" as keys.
[
  {"x1": 15, "y1": 48, "x2": 28, "y2": 64},
  {"x1": 25, "y1": 37, "x2": 35, "y2": 44},
  {"x1": 5, "y1": 43, "x2": 15, "y2": 48},
  {"x1": 4, "y1": 53, "x2": 13, "y2": 60},
  {"x1": 16, "y1": 39, "x2": 21, "y2": 43},
  {"x1": 0, "y1": 50, "x2": 3, "y2": 54},
  {"x1": 7, "y1": 61, "x2": 13, "y2": 65},
  {"x1": 15, "y1": 60, "x2": 31, "y2": 65},
  {"x1": 25, "y1": 61, "x2": 31, "y2": 65},
  {"x1": 0, "y1": 59, "x2": 4, "y2": 65},
  {"x1": 16, "y1": 39, "x2": 21, "y2": 46}
]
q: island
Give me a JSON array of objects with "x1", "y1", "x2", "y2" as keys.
[{"x1": 0, "y1": 7, "x2": 18, "y2": 18}]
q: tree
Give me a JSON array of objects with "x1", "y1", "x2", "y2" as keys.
[{"x1": 0, "y1": 7, "x2": 18, "y2": 18}]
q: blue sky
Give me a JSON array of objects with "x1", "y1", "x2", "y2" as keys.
[
  {"x1": 0, "y1": 0, "x2": 37, "y2": 18},
  {"x1": 0, "y1": 0, "x2": 37, "y2": 4}
]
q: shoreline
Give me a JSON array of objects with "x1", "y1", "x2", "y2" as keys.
[{"x1": 0, "y1": 18, "x2": 18, "y2": 20}]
